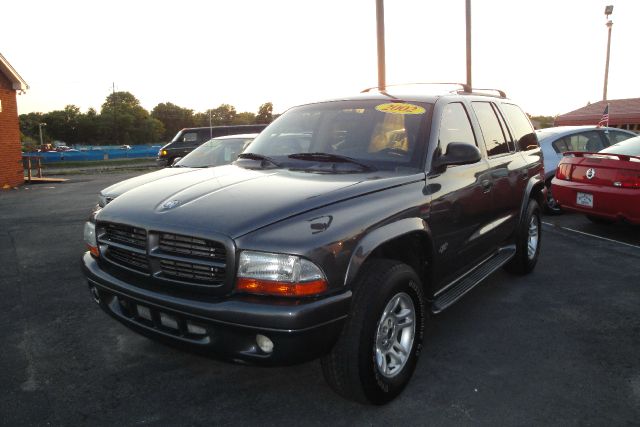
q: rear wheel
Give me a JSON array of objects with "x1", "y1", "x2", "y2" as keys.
[
  {"x1": 505, "y1": 199, "x2": 541, "y2": 275},
  {"x1": 321, "y1": 259, "x2": 426, "y2": 405},
  {"x1": 544, "y1": 182, "x2": 562, "y2": 214}
]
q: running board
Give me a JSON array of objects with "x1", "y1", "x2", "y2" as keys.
[{"x1": 432, "y1": 246, "x2": 516, "y2": 314}]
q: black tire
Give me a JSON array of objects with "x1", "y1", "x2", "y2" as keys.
[
  {"x1": 321, "y1": 259, "x2": 426, "y2": 405},
  {"x1": 505, "y1": 199, "x2": 542, "y2": 275},
  {"x1": 544, "y1": 182, "x2": 563, "y2": 215},
  {"x1": 586, "y1": 215, "x2": 615, "y2": 225}
]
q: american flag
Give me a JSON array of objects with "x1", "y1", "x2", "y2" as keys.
[{"x1": 597, "y1": 104, "x2": 609, "y2": 127}]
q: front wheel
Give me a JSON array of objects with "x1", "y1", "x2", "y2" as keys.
[
  {"x1": 321, "y1": 260, "x2": 426, "y2": 405},
  {"x1": 505, "y1": 199, "x2": 542, "y2": 275}
]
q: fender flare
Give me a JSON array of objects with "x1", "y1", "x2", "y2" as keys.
[
  {"x1": 343, "y1": 217, "x2": 433, "y2": 287},
  {"x1": 518, "y1": 174, "x2": 545, "y2": 225}
]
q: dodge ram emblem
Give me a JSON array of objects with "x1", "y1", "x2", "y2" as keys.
[
  {"x1": 162, "y1": 200, "x2": 182, "y2": 210},
  {"x1": 586, "y1": 168, "x2": 596, "y2": 180}
]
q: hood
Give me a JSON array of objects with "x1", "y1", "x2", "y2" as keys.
[
  {"x1": 101, "y1": 167, "x2": 199, "y2": 200},
  {"x1": 98, "y1": 164, "x2": 424, "y2": 239}
]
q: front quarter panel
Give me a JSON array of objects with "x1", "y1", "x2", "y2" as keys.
[{"x1": 234, "y1": 177, "x2": 429, "y2": 292}]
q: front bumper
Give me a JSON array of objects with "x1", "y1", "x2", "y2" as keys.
[
  {"x1": 82, "y1": 252, "x2": 350, "y2": 365},
  {"x1": 156, "y1": 157, "x2": 170, "y2": 167}
]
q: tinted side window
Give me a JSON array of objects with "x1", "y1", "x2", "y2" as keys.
[
  {"x1": 180, "y1": 132, "x2": 198, "y2": 143},
  {"x1": 472, "y1": 101, "x2": 509, "y2": 156},
  {"x1": 501, "y1": 103, "x2": 538, "y2": 151},
  {"x1": 439, "y1": 103, "x2": 476, "y2": 154},
  {"x1": 199, "y1": 129, "x2": 215, "y2": 142},
  {"x1": 605, "y1": 130, "x2": 635, "y2": 145},
  {"x1": 554, "y1": 131, "x2": 604, "y2": 152}
]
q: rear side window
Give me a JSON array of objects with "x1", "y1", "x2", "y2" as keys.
[
  {"x1": 604, "y1": 130, "x2": 635, "y2": 145},
  {"x1": 198, "y1": 129, "x2": 215, "y2": 142},
  {"x1": 501, "y1": 103, "x2": 538, "y2": 151},
  {"x1": 472, "y1": 101, "x2": 510, "y2": 156},
  {"x1": 181, "y1": 132, "x2": 198, "y2": 143},
  {"x1": 438, "y1": 102, "x2": 476, "y2": 154},
  {"x1": 553, "y1": 131, "x2": 604, "y2": 153}
]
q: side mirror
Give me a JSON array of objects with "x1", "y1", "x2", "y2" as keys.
[
  {"x1": 171, "y1": 157, "x2": 182, "y2": 166},
  {"x1": 433, "y1": 142, "x2": 481, "y2": 169}
]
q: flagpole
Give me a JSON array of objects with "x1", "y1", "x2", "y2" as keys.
[{"x1": 603, "y1": 6, "x2": 614, "y2": 101}]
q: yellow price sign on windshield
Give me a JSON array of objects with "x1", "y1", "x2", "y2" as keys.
[{"x1": 375, "y1": 103, "x2": 426, "y2": 115}]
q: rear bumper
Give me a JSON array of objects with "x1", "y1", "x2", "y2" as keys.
[
  {"x1": 82, "y1": 252, "x2": 350, "y2": 365},
  {"x1": 551, "y1": 178, "x2": 640, "y2": 224}
]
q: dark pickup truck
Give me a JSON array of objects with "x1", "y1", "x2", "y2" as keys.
[
  {"x1": 156, "y1": 124, "x2": 267, "y2": 166},
  {"x1": 82, "y1": 85, "x2": 545, "y2": 404}
]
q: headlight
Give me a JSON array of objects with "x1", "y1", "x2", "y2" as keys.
[
  {"x1": 236, "y1": 251, "x2": 328, "y2": 297},
  {"x1": 84, "y1": 221, "x2": 99, "y2": 257}
]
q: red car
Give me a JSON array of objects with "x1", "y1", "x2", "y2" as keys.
[{"x1": 551, "y1": 136, "x2": 640, "y2": 224}]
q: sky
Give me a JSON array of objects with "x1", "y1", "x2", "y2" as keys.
[{"x1": 4, "y1": 0, "x2": 639, "y2": 117}]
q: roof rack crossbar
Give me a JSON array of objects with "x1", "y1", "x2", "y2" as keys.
[{"x1": 361, "y1": 82, "x2": 506, "y2": 98}]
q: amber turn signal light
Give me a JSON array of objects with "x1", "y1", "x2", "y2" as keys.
[{"x1": 236, "y1": 278, "x2": 328, "y2": 297}]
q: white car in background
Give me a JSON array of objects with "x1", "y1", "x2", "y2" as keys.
[
  {"x1": 97, "y1": 134, "x2": 257, "y2": 207},
  {"x1": 535, "y1": 126, "x2": 636, "y2": 213}
]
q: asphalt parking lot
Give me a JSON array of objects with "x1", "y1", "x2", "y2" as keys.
[{"x1": 1, "y1": 171, "x2": 639, "y2": 426}]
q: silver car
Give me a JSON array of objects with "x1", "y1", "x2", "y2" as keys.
[
  {"x1": 536, "y1": 125, "x2": 636, "y2": 213},
  {"x1": 97, "y1": 134, "x2": 257, "y2": 207}
]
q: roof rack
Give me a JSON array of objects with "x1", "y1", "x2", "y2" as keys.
[{"x1": 360, "y1": 82, "x2": 506, "y2": 99}]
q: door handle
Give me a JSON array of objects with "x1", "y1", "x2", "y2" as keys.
[{"x1": 482, "y1": 179, "x2": 492, "y2": 193}]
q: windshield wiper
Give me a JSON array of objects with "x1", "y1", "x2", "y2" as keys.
[
  {"x1": 236, "y1": 153, "x2": 281, "y2": 169},
  {"x1": 288, "y1": 152, "x2": 374, "y2": 171}
]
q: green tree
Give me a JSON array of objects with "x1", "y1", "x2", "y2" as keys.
[
  {"x1": 43, "y1": 105, "x2": 83, "y2": 144},
  {"x1": 100, "y1": 91, "x2": 164, "y2": 144},
  {"x1": 77, "y1": 108, "x2": 100, "y2": 145},
  {"x1": 528, "y1": 115, "x2": 556, "y2": 129},
  {"x1": 232, "y1": 112, "x2": 257, "y2": 125},
  {"x1": 255, "y1": 102, "x2": 274, "y2": 124},
  {"x1": 19, "y1": 112, "x2": 45, "y2": 142},
  {"x1": 151, "y1": 102, "x2": 195, "y2": 140},
  {"x1": 210, "y1": 104, "x2": 237, "y2": 125}
]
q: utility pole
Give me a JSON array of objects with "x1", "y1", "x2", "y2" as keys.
[
  {"x1": 466, "y1": 0, "x2": 472, "y2": 89},
  {"x1": 376, "y1": 0, "x2": 386, "y2": 90},
  {"x1": 38, "y1": 122, "x2": 46, "y2": 147},
  {"x1": 112, "y1": 82, "x2": 117, "y2": 144},
  {"x1": 603, "y1": 5, "x2": 614, "y2": 101}
]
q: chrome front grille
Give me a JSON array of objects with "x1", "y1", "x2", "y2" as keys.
[
  {"x1": 159, "y1": 259, "x2": 225, "y2": 285},
  {"x1": 159, "y1": 233, "x2": 226, "y2": 262},
  {"x1": 106, "y1": 246, "x2": 149, "y2": 273},
  {"x1": 97, "y1": 222, "x2": 229, "y2": 290},
  {"x1": 103, "y1": 222, "x2": 147, "y2": 249}
]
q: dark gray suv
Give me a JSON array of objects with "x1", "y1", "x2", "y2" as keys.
[{"x1": 83, "y1": 84, "x2": 545, "y2": 404}]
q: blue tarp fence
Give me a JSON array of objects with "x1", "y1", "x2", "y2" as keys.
[{"x1": 23, "y1": 145, "x2": 160, "y2": 163}]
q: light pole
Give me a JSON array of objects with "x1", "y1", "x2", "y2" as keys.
[
  {"x1": 38, "y1": 122, "x2": 47, "y2": 147},
  {"x1": 466, "y1": 0, "x2": 472, "y2": 89},
  {"x1": 375, "y1": 0, "x2": 386, "y2": 90},
  {"x1": 603, "y1": 5, "x2": 614, "y2": 101}
]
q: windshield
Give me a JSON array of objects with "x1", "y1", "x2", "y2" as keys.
[
  {"x1": 599, "y1": 135, "x2": 640, "y2": 156},
  {"x1": 243, "y1": 100, "x2": 432, "y2": 172},
  {"x1": 176, "y1": 137, "x2": 253, "y2": 168}
]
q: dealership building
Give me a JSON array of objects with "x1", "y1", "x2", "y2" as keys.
[
  {"x1": 0, "y1": 53, "x2": 28, "y2": 188},
  {"x1": 555, "y1": 98, "x2": 640, "y2": 133}
]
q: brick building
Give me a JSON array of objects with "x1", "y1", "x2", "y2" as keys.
[
  {"x1": 0, "y1": 53, "x2": 28, "y2": 188},
  {"x1": 555, "y1": 98, "x2": 640, "y2": 133}
]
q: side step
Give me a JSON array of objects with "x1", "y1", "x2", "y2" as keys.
[{"x1": 432, "y1": 246, "x2": 516, "y2": 314}]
